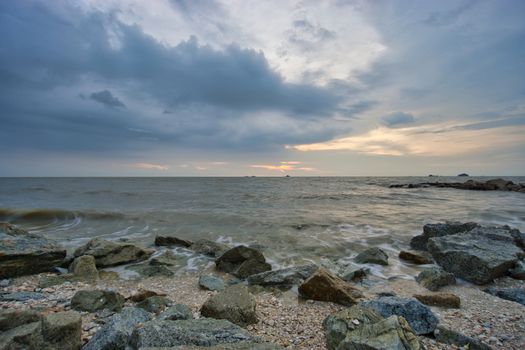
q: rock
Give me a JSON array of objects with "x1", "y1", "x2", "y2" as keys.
[
  {"x1": 0, "y1": 291, "x2": 46, "y2": 301},
  {"x1": 0, "y1": 279, "x2": 10, "y2": 287},
  {"x1": 71, "y1": 290, "x2": 125, "y2": 312},
  {"x1": 69, "y1": 255, "x2": 98, "y2": 281},
  {"x1": 427, "y1": 226, "x2": 523, "y2": 284},
  {"x1": 413, "y1": 293, "x2": 461, "y2": 308},
  {"x1": 191, "y1": 239, "x2": 229, "y2": 257},
  {"x1": 216, "y1": 245, "x2": 272, "y2": 278},
  {"x1": 199, "y1": 275, "x2": 226, "y2": 291},
  {"x1": 298, "y1": 268, "x2": 363, "y2": 306},
  {"x1": 129, "y1": 318, "x2": 254, "y2": 348},
  {"x1": 390, "y1": 179, "x2": 525, "y2": 193},
  {"x1": 0, "y1": 222, "x2": 67, "y2": 278},
  {"x1": 73, "y1": 238, "x2": 153, "y2": 268},
  {"x1": 200, "y1": 284, "x2": 257, "y2": 326},
  {"x1": 42, "y1": 311, "x2": 82, "y2": 350},
  {"x1": 128, "y1": 289, "x2": 166, "y2": 303},
  {"x1": 434, "y1": 325, "x2": 491, "y2": 350},
  {"x1": 483, "y1": 287, "x2": 525, "y2": 306},
  {"x1": 137, "y1": 296, "x2": 172, "y2": 313},
  {"x1": 150, "y1": 251, "x2": 185, "y2": 267},
  {"x1": 0, "y1": 318, "x2": 43, "y2": 349},
  {"x1": 38, "y1": 274, "x2": 75, "y2": 288},
  {"x1": 0, "y1": 309, "x2": 41, "y2": 331},
  {"x1": 158, "y1": 304, "x2": 193, "y2": 320},
  {"x1": 247, "y1": 264, "x2": 318, "y2": 288},
  {"x1": 340, "y1": 268, "x2": 369, "y2": 282},
  {"x1": 83, "y1": 307, "x2": 150, "y2": 350},
  {"x1": 457, "y1": 173, "x2": 469, "y2": 177},
  {"x1": 361, "y1": 296, "x2": 438, "y2": 335},
  {"x1": 509, "y1": 260, "x2": 525, "y2": 280},
  {"x1": 415, "y1": 266, "x2": 455, "y2": 291},
  {"x1": 155, "y1": 235, "x2": 193, "y2": 247},
  {"x1": 399, "y1": 251, "x2": 432, "y2": 265},
  {"x1": 354, "y1": 247, "x2": 389, "y2": 265},
  {"x1": 126, "y1": 262, "x2": 174, "y2": 277},
  {"x1": 410, "y1": 222, "x2": 479, "y2": 251},
  {"x1": 323, "y1": 305, "x2": 420, "y2": 350}
]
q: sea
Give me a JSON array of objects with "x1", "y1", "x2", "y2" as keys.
[{"x1": 1, "y1": 176, "x2": 524, "y2": 279}]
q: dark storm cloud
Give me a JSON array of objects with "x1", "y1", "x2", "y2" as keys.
[
  {"x1": 88, "y1": 90, "x2": 126, "y2": 109},
  {"x1": 382, "y1": 112, "x2": 415, "y2": 127},
  {"x1": 0, "y1": 0, "x2": 352, "y2": 154}
]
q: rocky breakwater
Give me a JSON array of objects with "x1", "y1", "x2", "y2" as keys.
[
  {"x1": 410, "y1": 222, "x2": 525, "y2": 284},
  {"x1": 390, "y1": 178, "x2": 525, "y2": 193},
  {"x1": 0, "y1": 222, "x2": 66, "y2": 279}
]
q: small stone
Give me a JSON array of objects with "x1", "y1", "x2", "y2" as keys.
[
  {"x1": 137, "y1": 296, "x2": 172, "y2": 313},
  {"x1": 354, "y1": 247, "x2": 389, "y2": 265},
  {"x1": 413, "y1": 293, "x2": 461, "y2": 308},
  {"x1": 199, "y1": 275, "x2": 226, "y2": 291}
]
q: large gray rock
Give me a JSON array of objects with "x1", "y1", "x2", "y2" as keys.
[
  {"x1": 158, "y1": 304, "x2": 193, "y2": 321},
  {"x1": 361, "y1": 296, "x2": 438, "y2": 335},
  {"x1": 427, "y1": 226, "x2": 523, "y2": 284},
  {"x1": 415, "y1": 266, "x2": 455, "y2": 291},
  {"x1": 354, "y1": 247, "x2": 389, "y2": 265},
  {"x1": 200, "y1": 284, "x2": 257, "y2": 326},
  {"x1": 199, "y1": 275, "x2": 226, "y2": 291},
  {"x1": 83, "y1": 307, "x2": 150, "y2": 350},
  {"x1": 0, "y1": 318, "x2": 43, "y2": 349},
  {"x1": 410, "y1": 222, "x2": 479, "y2": 251},
  {"x1": 0, "y1": 222, "x2": 66, "y2": 278},
  {"x1": 71, "y1": 290, "x2": 125, "y2": 312},
  {"x1": 216, "y1": 245, "x2": 271, "y2": 278},
  {"x1": 69, "y1": 255, "x2": 98, "y2": 281},
  {"x1": 484, "y1": 287, "x2": 525, "y2": 306},
  {"x1": 298, "y1": 268, "x2": 363, "y2": 306},
  {"x1": 129, "y1": 318, "x2": 254, "y2": 348},
  {"x1": 509, "y1": 260, "x2": 525, "y2": 280},
  {"x1": 73, "y1": 238, "x2": 153, "y2": 268},
  {"x1": 42, "y1": 311, "x2": 82, "y2": 350},
  {"x1": 323, "y1": 305, "x2": 421, "y2": 350},
  {"x1": 247, "y1": 264, "x2": 318, "y2": 288},
  {"x1": 191, "y1": 239, "x2": 229, "y2": 257}
]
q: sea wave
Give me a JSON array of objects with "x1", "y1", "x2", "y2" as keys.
[{"x1": 0, "y1": 208, "x2": 125, "y2": 222}]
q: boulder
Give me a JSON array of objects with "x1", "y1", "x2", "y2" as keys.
[
  {"x1": 434, "y1": 325, "x2": 491, "y2": 350},
  {"x1": 71, "y1": 290, "x2": 125, "y2": 312},
  {"x1": 483, "y1": 287, "x2": 525, "y2": 306},
  {"x1": 398, "y1": 251, "x2": 432, "y2": 265},
  {"x1": 215, "y1": 245, "x2": 271, "y2": 278},
  {"x1": 191, "y1": 239, "x2": 229, "y2": 257},
  {"x1": 137, "y1": 296, "x2": 172, "y2": 313},
  {"x1": 0, "y1": 222, "x2": 66, "y2": 278},
  {"x1": 199, "y1": 275, "x2": 226, "y2": 291},
  {"x1": 0, "y1": 318, "x2": 43, "y2": 349},
  {"x1": 129, "y1": 318, "x2": 254, "y2": 348},
  {"x1": 410, "y1": 222, "x2": 479, "y2": 251},
  {"x1": 150, "y1": 251, "x2": 185, "y2": 267},
  {"x1": 323, "y1": 305, "x2": 420, "y2": 350},
  {"x1": 361, "y1": 296, "x2": 438, "y2": 335},
  {"x1": 200, "y1": 284, "x2": 257, "y2": 326},
  {"x1": 354, "y1": 247, "x2": 389, "y2": 265},
  {"x1": 298, "y1": 268, "x2": 363, "y2": 306},
  {"x1": 340, "y1": 268, "x2": 369, "y2": 283},
  {"x1": 42, "y1": 311, "x2": 82, "y2": 350},
  {"x1": 427, "y1": 226, "x2": 523, "y2": 284},
  {"x1": 69, "y1": 255, "x2": 98, "y2": 281},
  {"x1": 73, "y1": 238, "x2": 153, "y2": 268},
  {"x1": 0, "y1": 309, "x2": 41, "y2": 331},
  {"x1": 415, "y1": 266, "x2": 455, "y2": 291},
  {"x1": 155, "y1": 235, "x2": 193, "y2": 247},
  {"x1": 247, "y1": 264, "x2": 318, "y2": 288},
  {"x1": 158, "y1": 304, "x2": 193, "y2": 320},
  {"x1": 128, "y1": 289, "x2": 166, "y2": 303},
  {"x1": 83, "y1": 307, "x2": 150, "y2": 350},
  {"x1": 413, "y1": 293, "x2": 461, "y2": 308}
]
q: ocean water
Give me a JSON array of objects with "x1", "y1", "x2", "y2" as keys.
[{"x1": 1, "y1": 176, "x2": 524, "y2": 279}]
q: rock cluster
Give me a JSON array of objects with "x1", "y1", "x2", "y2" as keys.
[
  {"x1": 215, "y1": 245, "x2": 272, "y2": 278},
  {"x1": 74, "y1": 238, "x2": 153, "y2": 267},
  {"x1": 390, "y1": 178, "x2": 525, "y2": 193}
]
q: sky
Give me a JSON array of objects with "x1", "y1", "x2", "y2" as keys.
[{"x1": 1, "y1": 0, "x2": 524, "y2": 176}]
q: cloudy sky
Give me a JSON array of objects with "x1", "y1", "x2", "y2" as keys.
[{"x1": 1, "y1": 0, "x2": 524, "y2": 176}]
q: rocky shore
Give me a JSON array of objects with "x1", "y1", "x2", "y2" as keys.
[
  {"x1": 1, "y1": 221, "x2": 525, "y2": 349},
  {"x1": 389, "y1": 178, "x2": 525, "y2": 193}
]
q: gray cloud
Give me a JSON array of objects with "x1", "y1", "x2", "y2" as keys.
[
  {"x1": 382, "y1": 112, "x2": 415, "y2": 127},
  {"x1": 88, "y1": 90, "x2": 126, "y2": 109}
]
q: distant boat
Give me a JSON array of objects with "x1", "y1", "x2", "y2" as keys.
[
  {"x1": 457, "y1": 173, "x2": 469, "y2": 177},
  {"x1": 285, "y1": 175, "x2": 291, "y2": 177}
]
